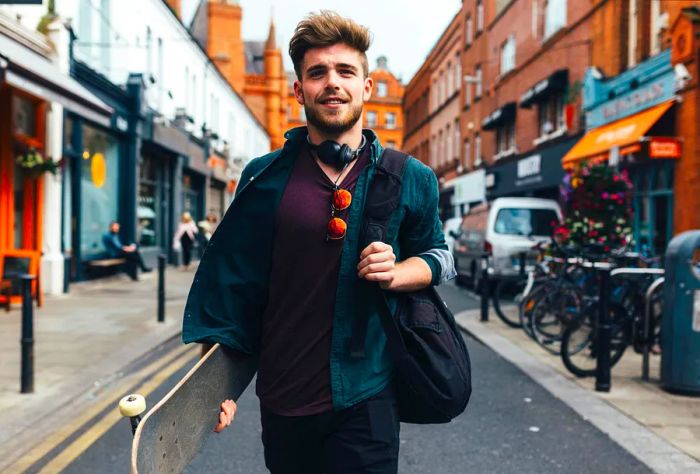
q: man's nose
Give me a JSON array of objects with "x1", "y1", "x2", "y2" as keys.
[{"x1": 324, "y1": 70, "x2": 341, "y2": 90}]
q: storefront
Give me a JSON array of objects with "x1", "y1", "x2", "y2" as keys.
[
  {"x1": 442, "y1": 169, "x2": 486, "y2": 219},
  {"x1": 563, "y1": 50, "x2": 679, "y2": 256},
  {"x1": 486, "y1": 136, "x2": 579, "y2": 201},
  {"x1": 0, "y1": 26, "x2": 112, "y2": 296}
]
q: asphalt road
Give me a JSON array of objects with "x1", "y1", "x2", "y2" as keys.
[{"x1": 51, "y1": 283, "x2": 650, "y2": 474}]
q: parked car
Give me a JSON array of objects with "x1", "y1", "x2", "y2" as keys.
[
  {"x1": 443, "y1": 216, "x2": 463, "y2": 255},
  {"x1": 451, "y1": 197, "x2": 562, "y2": 287}
]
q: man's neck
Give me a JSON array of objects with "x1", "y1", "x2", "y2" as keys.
[{"x1": 307, "y1": 124, "x2": 364, "y2": 150}]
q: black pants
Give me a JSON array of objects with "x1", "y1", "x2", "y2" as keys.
[
  {"x1": 181, "y1": 234, "x2": 193, "y2": 266},
  {"x1": 122, "y1": 249, "x2": 147, "y2": 280},
  {"x1": 260, "y1": 385, "x2": 400, "y2": 474}
]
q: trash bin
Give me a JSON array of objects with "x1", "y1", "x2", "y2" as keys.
[{"x1": 661, "y1": 230, "x2": 700, "y2": 395}]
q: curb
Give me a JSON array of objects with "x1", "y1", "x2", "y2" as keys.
[
  {"x1": 0, "y1": 323, "x2": 183, "y2": 472},
  {"x1": 455, "y1": 309, "x2": 700, "y2": 474}
]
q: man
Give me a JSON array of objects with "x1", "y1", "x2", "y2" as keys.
[
  {"x1": 183, "y1": 11, "x2": 454, "y2": 473},
  {"x1": 102, "y1": 221, "x2": 151, "y2": 280}
]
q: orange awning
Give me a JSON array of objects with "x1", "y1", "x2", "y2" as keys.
[{"x1": 562, "y1": 100, "x2": 675, "y2": 168}]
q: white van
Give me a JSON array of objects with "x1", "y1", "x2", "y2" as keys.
[{"x1": 451, "y1": 197, "x2": 562, "y2": 286}]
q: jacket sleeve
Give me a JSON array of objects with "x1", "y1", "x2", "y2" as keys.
[{"x1": 399, "y1": 161, "x2": 456, "y2": 285}]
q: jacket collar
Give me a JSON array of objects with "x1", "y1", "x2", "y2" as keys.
[{"x1": 283, "y1": 126, "x2": 383, "y2": 164}]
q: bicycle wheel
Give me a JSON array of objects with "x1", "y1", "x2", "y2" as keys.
[
  {"x1": 519, "y1": 281, "x2": 550, "y2": 338},
  {"x1": 530, "y1": 284, "x2": 584, "y2": 355},
  {"x1": 493, "y1": 278, "x2": 526, "y2": 328},
  {"x1": 560, "y1": 304, "x2": 629, "y2": 377}
]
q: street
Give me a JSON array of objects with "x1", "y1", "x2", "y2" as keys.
[{"x1": 20, "y1": 284, "x2": 649, "y2": 474}]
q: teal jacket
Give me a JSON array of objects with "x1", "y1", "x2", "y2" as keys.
[{"x1": 182, "y1": 127, "x2": 451, "y2": 410}]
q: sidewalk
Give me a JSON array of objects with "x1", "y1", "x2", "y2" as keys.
[
  {"x1": 0, "y1": 265, "x2": 194, "y2": 470},
  {"x1": 455, "y1": 305, "x2": 700, "y2": 472}
]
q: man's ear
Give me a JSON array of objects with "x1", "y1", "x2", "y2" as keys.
[
  {"x1": 363, "y1": 76, "x2": 374, "y2": 102},
  {"x1": 293, "y1": 80, "x2": 305, "y2": 105}
]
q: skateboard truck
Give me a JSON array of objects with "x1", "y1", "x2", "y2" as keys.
[{"x1": 119, "y1": 394, "x2": 147, "y2": 435}]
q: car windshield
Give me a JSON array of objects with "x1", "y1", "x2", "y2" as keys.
[{"x1": 494, "y1": 208, "x2": 559, "y2": 236}]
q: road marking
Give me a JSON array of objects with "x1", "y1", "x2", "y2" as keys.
[
  {"x1": 5, "y1": 343, "x2": 196, "y2": 473},
  {"x1": 37, "y1": 346, "x2": 198, "y2": 473}
]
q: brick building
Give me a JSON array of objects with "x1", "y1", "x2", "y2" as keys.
[
  {"x1": 190, "y1": 0, "x2": 287, "y2": 150},
  {"x1": 286, "y1": 56, "x2": 405, "y2": 149}
]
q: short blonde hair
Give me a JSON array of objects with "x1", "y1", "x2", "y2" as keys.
[{"x1": 289, "y1": 10, "x2": 372, "y2": 80}]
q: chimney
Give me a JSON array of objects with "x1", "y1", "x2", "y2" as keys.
[
  {"x1": 165, "y1": 0, "x2": 181, "y2": 19},
  {"x1": 377, "y1": 56, "x2": 388, "y2": 70}
]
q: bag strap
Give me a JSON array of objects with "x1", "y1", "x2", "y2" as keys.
[{"x1": 350, "y1": 148, "x2": 410, "y2": 358}]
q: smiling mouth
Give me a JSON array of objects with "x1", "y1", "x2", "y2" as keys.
[{"x1": 320, "y1": 97, "x2": 348, "y2": 105}]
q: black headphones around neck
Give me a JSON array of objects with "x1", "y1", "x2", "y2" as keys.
[{"x1": 307, "y1": 135, "x2": 367, "y2": 169}]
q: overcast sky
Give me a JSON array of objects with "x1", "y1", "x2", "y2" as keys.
[{"x1": 182, "y1": 0, "x2": 461, "y2": 84}]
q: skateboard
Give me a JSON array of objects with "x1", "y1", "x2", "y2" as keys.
[{"x1": 118, "y1": 344, "x2": 258, "y2": 474}]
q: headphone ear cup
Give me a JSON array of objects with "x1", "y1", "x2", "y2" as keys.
[
  {"x1": 317, "y1": 140, "x2": 342, "y2": 167},
  {"x1": 338, "y1": 144, "x2": 352, "y2": 166}
]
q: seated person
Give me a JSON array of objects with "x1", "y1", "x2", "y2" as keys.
[{"x1": 102, "y1": 221, "x2": 152, "y2": 280}]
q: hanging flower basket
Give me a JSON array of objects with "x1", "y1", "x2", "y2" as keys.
[{"x1": 16, "y1": 148, "x2": 62, "y2": 178}]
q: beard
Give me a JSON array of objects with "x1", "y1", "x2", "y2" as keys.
[{"x1": 304, "y1": 100, "x2": 363, "y2": 135}]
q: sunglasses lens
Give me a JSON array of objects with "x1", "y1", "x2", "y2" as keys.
[
  {"x1": 327, "y1": 217, "x2": 347, "y2": 240},
  {"x1": 333, "y1": 189, "x2": 352, "y2": 211}
]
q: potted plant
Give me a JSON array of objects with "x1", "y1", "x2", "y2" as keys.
[{"x1": 16, "y1": 148, "x2": 62, "y2": 178}]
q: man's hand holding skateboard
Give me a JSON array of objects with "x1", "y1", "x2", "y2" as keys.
[{"x1": 214, "y1": 399, "x2": 236, "y2": 433}]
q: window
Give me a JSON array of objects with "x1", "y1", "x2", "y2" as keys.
[
  {"x1": 432, "y1": 81, "x2": 438, "y2": 111},
  {"x1": 465, "y1": 74, "x2": 472, "y2": 106},
  {"x1": 431, "y1": 135, "x2": 438, "y2": 168},
  {"x1": 439, "y1": 72, "x2": 445, "y2": 104},
  {"x1": 538, "y1": 94, "x2": 565, "y2": 137},
  {"x1": 496, "y1": 121, "x2": 516, "y2": 156},
  {"x1": 475, "y1": 133, "x2": 482, "y2": 165},
  {"x1": 500, "y1": 35, "x2": 516, "y2": 75},
  {"x1": 477, "y1": 0, "x2": 484, "y2": 33},
  {"x1": 377, "y1": 81, "x2": 388, "y2": 98},
  {"x1": 366, "y1": 110, "x2": 377, "y2": 127},
  {"x1": 650, "y1": 0, "x2": 662, "y2": 55},
  {"x1": 475, "y1": 65, "x2": 482, "y2": 98},
  {"x1": 447, "y1": 62, "x2": 453, "y2": 97},
  {"x1": 455, "y1": 55, "x2": 461, "y2": 91},
  {"x1": 494, "y1": 208, "x2": 559, "y2": 236},
  {"x1": 627, "y1": 0, "x2": 638, "y2": 68},
  {"x1": 454, "y1": 120, "x2": 460, "y2": 160},
  {"x1": 438, "y1": 130, "x2": 444, "y2": 165},
  {"x1": 464, "y1": 140, "x2": 471, "y2": 167},
  {"x1": 446, "y1": 124, "x2": 452, "y2": 163},
  {"x1": 544, "y1": 0, "x2": 567, "y2": 39},
  {"x1": 466, "y1": 14, "x2": 473, "y2": 45},
  {"x1": 139, "y1": 157, "x2": 158, "y2": 247},
  {"x1": 385, "y1": 112, "x2": 396, "y2": 129}
]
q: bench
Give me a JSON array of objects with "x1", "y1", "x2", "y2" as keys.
[
  {"x1": 86, "y1": 258, "x2": 126, "y2": 268},
  {"x1": 85, "y1": 258, "x2": 127, "y2": 278}
]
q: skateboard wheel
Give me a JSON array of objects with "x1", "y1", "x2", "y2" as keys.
[{"x1": 119, "y1": 394, "x2": 146, "y2": 417}]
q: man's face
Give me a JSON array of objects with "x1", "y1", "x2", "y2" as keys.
[
  {"x1": 294, "y1": 43, "x2": 373, "y2": 135},
  {"x1": 110, "y1": 222, "x2": 120, "y2": 233}
]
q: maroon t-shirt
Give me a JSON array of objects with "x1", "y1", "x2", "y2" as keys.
[{"x1": 256, "y1": 143, "x2": 369, "y2": 416}]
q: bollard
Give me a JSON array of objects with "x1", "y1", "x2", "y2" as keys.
[
  {"x1": 595, "y1": 266, "x2": 612, "y2": 392},
  {"x1": 480, "y1": 255, "x2": 489, "y2": 322},
  {"x1": 20, "y1": 274, "x2": 36, "y2": 394},
  {"x1": 157, "y1": 254, "x2": 166, "y2": 323}
]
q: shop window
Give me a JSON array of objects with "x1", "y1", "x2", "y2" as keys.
[
  {"x1": 138, "y1": 157, "x2": 158, "y2": 247},
  {"x1": 12, "y1": 95, "x2": 37, "y2": 138},
  {"x1": 377, "y1": 81, "x2": 388, "y2": 98},
  {"x1": 544, "y1": 0, "x2": 566, "y2": 39},
  {"x1": 538, "y1": 94, "x2": 565, "y2": 138},
  {"x1": 80, "y1": 125, "x2": 119, "y2": 258},
  {"x1": 366, "y1": 110, "x2": 377, "y2": 127},
  {"x1": 500, "y1": 35, "x2": 516, "y2": 76},
  {"x1": 183, "y1": 172, "x2": 203, "y2": 223},
  {"x1": 385, "y1": 112, "x2": 396, "y2": 129}
]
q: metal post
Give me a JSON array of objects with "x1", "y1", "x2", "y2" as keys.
[
  {"x1": 20, "y1": 275, "x2": 36, "y2": 394},
  {"x1": 157, "y1": 254, "x2": 166, "y2": 323},
  {"x1": 643, "y1": 277, "x2": 665, "y2": 382},
  {"x1": 480, "y1": 255, "x2": 489, "y2": 322},
  {"x1": 595, "y1": 266, "x2": 611, "y2": 392}
]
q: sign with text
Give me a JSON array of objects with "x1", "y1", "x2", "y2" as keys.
[
  {"x1": 649, "y1": 138, "x2": 681, "y2": 159},
  {"x1": 586, "y1": 70, "x2": 675, "y2": 129}
]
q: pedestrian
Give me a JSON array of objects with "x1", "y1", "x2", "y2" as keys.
[
  {"x1": 183, "y1": 10, "x2": 454, "y2": 474},
  {"x1": 197, "y1": 213, "x2": 219, "y2": 245},
  {"x1": 173, "y1": 212, "x2": 198, "y2": 270},
  {"x1": 102, "y1": 221, "x2": 152, "y2": 281}
]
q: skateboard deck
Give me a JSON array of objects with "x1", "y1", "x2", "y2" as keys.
[{"x1": 130, "y1": 343, "x2": 257, "y2": 474}]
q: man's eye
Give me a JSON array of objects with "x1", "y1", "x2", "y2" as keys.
[
  {"x1": 340, "y1": 70, "x2": 354, "y2": 76},
  {"x1": 309, "y1": 70, "x2": 324, "y2": 78}
]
